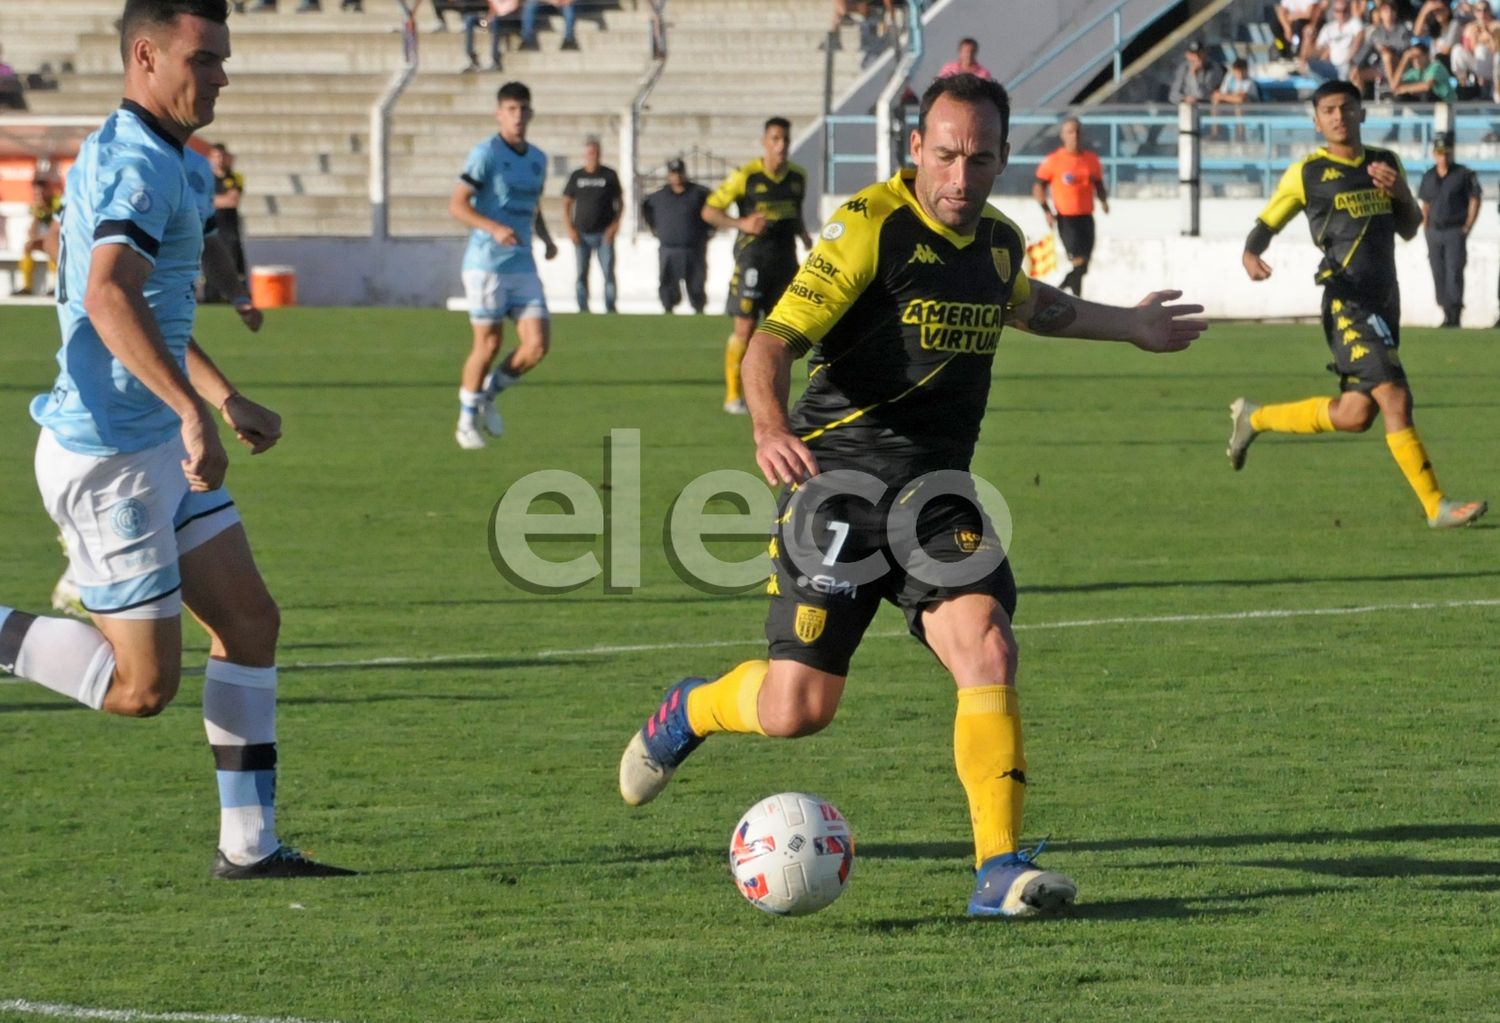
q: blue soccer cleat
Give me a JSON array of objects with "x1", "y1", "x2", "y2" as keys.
[
  {"x1": 967, "y1": 843, "x2": 1076, "y2": 918},
  {"x1": 618, "y1": 676, "x2": 709, "y2": 806}
]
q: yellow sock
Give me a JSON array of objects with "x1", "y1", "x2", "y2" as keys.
[
  {"x1": 1249, "y1": 396, "x2": 1334, "y2": 434},
  {"x1": 686, "y1": 660, "x2": 768, "y2": 737},
  {"x1": 954, "y1": 685, "x2": 1024, "y2": 869},
  {"x1": 1385, "y1": 426, "x2": 1444, "y2": 519},
  {"x1": 19, "y1": 252, "x2": 35, "y2": 292},
  {"x1": 724, "y1": 335, "x2": 748, "y2": 404}
]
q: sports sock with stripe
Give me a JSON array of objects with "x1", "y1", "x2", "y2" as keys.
[
  {"x1": 0, "y1": 607, "x2": 115, "y2": 710},
  {"x1": 203, "y1": 659, "x2": 280, "y2": 865},
  {"x1": 724, "y1": 334, "x2": 748, "y2": 404},
  {"x1": 458, "y1": 388, "x2": 483, "y2": 428},
  {"x1": 954, "y1": 684, "x2": 1025, "y2": 869}
]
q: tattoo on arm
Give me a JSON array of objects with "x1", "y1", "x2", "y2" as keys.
[{"x1": 1025, "y1": 286, "x2": 1078, "y2": 335}]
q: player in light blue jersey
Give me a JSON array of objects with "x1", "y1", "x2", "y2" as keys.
[
  {"x1": 447, "y1": 79, "x2": 558, "y2": 449},
  {"x1": 0, "y1": 0, "x2": 351, "y2": 880}
]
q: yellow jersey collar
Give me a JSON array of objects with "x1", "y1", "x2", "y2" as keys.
[
  {"x1": 1315, "y1": 145, "x2": 1369, "y2": 168},
  {"x1": 886, "y1": 170, "x2": 980, "y2": 249}
]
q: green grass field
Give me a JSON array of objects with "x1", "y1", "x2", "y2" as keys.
[{"x1": 2, "y1": 306, "x2": 1498, "y2": 1023}]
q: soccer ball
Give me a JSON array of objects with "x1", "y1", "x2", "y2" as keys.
[{"x1": 729, "y1": 792, "x2": 854, "y2": 916}]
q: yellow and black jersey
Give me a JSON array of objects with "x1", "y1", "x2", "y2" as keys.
[
  {"x1": 759, "y1": 170, "x2": 1030, "y2": 476},
  {"x1": 706, "y1": 157, "x2": 807, "y2": 264},
  {"x1": 215, "y1": 169, "x2": 245, "y2": 197},
  {"x1": 1258, "y1": 145, "x2": 1405, "y2": 303},
  {"x1": 29, "y1": 194, "x2": 62, "y2": 226}
]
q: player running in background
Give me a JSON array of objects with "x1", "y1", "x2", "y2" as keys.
[
  {"x1": 619, "y1": 74, "x2": 1207, "y2": 917},
  {"x1": 1230, "y1": 80, "x2": 1486, "y2": 529},
  {"x1": 703, "y1": 117, "x2": 813, "y2": 415},
  {"x1": 448, "y1": 79, "x2": 558, "y2": 450},
  {"x1": 0, "y1": 0, "x2": 351, "y2": 879},
  {"x1": 1032, "y1": 115, "x2": 1108, "y2": 296}
]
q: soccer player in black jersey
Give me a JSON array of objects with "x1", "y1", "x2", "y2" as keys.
[
  {"x1": 703, "y1": 117, "x2": 814, "y2": 414},
  {"x1": 619, "y1": 75, "x2": 1207, "y2": 917},
  {"x1": 1229, "y1": 80, "x2": 1486, "y2": 529}
]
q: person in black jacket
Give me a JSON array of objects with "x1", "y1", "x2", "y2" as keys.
[{"x1": 642, "y1": 158, "x2": 712, "y2": 314}]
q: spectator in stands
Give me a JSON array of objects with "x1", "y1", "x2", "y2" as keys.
[
  {"x1": 643, "y1": 158, "x2": 712, "y2": 315},
  {"x1": 1415, "y1": 2, "x2": 1462, "y2": 56},
  {"x1": 1350, "y1": 1, "x2": 1415, "y2": 98},
  {"x1": 561, "y1": 136, "x2": 623, "y2": 313},
  {"x1": 0, "y1": 43, "x2": 26, "y2": 111},
  {"x1": 1451, "y1": 16, "x2": 1495, "y2": 95},
  {"x1": 825, "y1": 0, "x2": 894, "y2": 51},
  {"x1": 417, "y1": 0, "x2": 455, "y2": 32},
  {"x1": 520, "y1": 0, "x2": 579, "y2": 51},
  {"x1": 463, "y1": 0, "x2": 519, "y2": 73},
  {"x1": 1210, "y1": 58, "x2": 1262, "y2": 139},
  {"x1": 1275, "y1": 0, "x2": 1326, "y2": 56},
  {"x1": 936, "y1": 38, "x2": 994, "y2": 81},
  {"x1": 1418, "y1": 132, "x2": 1481, "y2": 327},
  {"x1": 1168, "y1": 41, "x2": 1223, "y2": 104},
  {"x1": 1394, "y1": 40, "x2": 1456, "y2": 98},
  {"x1": 206, "y1": 144, "x2": 249, "y2": 304},
  {"x1": 1303, "y1": 0, "x2": 1366, "y2": 80}
]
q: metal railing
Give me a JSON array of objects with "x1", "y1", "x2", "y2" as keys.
[
  {"x1": 1008, "y1": 0, "x2": 1184, "y2": 108},
  {"x1": 621, "y1": 0, "x2": 669, "y2": 239}
]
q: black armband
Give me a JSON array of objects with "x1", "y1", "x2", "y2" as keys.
[{"x1": 1245, "y1": 221, "x2": 1275, "y2": 256}]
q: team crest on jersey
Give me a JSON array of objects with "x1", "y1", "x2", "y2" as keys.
[
  {"x1": 821, "y1": 221, "x2": 846, "y2": 241},
  {"x1": 794, "y1": 604, "x2": 827, "y2": 644},
  {"x1": 110, "y1": 498, "x2": 149, "y2": 541},
  {"x1": 953, "y1": 528, "x2": 990, "y2": 554},
  {"x1": 128, "y1": 190, "x2": 152, "y2": 213},
  {"x1": 991, "y1": 248, "x2": 1012, "y2": 283}
]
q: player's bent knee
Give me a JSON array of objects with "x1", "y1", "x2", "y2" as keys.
[
  {"x1": 762, "y1": 704, "x2": 837, "y2": 738},
  {"x1": 106, "y1": 671, "x2": 181, "y2": 717}
]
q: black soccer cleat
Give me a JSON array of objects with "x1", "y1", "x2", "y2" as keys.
[{"x1": 211, "y1": 845, "x2": 357, "y2": 880}]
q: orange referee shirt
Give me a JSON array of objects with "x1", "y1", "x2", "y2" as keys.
[{"x1": 1035, "y1": 147, "x2": 1104, "y2": 217}]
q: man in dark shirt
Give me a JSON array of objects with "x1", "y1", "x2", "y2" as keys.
[
  {"x1": 206, "y1": 142, "x2": 248, "y2": 304},
  {"x1": 642, "y1": 158, "x2": 711, "y2": 313},
  {"x1": 1417, "y1": 132, "x2": 1481, "y2": 327},
  {"x1": 561, "y1": 136, "x2": 622, "y2": 313}
]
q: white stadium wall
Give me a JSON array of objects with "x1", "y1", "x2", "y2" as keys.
[{"x1": 241, "y1": 197, "x2": 1500, "y2": 328}]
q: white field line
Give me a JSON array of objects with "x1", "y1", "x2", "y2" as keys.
[
  {"x1": 0, "y1": 999, "x2": 345, "y2": 1023},
  {"x1": 3, "y1": 598, "x2": 1497, "y2": 682}
]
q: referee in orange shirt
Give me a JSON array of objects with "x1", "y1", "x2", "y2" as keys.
[{"x1": 1032, "y1": 116, "x2": 1109, "y2": 296}]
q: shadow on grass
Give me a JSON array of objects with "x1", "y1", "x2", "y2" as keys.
[
  {"x1": 0, "y1": 700, "x2": 82, "y2": 714},
  {"x1": 865, "y1": 823, "x2": 1500, "y2": 862},
  {"x1": 358, "y1": 846, "x2": 707, "y2": 877},
  {"x1": 276, "y1": 656, "x2": 581, "y2": 677},
  {"x1": 1021, "y1": 567, "x2": 1500, "y2": 595}
]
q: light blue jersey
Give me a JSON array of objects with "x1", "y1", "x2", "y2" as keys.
[
  {"x1": 459, "y1": 135, "x2": 548, "y2": 274},
  {"x1": 32, "y1": 102, "x2": 213, "y2": 456}
]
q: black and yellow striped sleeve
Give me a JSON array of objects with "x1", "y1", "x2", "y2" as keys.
[
  {"x1": 759, "y1": 204, "x2": 881, "y2": 357},
  {"x1": 1257, "y1": 159, "x2": 1306, "y2": 232},
  {"x1": 705, "y1": 164, "x2": 751, "y2": 211}
]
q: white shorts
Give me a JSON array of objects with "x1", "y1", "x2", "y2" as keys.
[
  {"x1": 35, "y1": 430, "x2": 241, "y2": 618},
  {"x1": 463, "y1": 269, "x2": 549, "y2": 325}
]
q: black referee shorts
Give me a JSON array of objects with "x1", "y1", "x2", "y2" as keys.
[{"x1": 1056, "y1": 214, "x2": 1096, "y2": 263}]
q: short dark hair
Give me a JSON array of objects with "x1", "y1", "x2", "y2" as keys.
[
  {"x1": 917, "y1": 73, "x2": 1010, "y2": 145},
  {"x1": 764, "y1": 116, "x2": 791, "y2": 135},
  {"x1": 959, "y1": 37, "x2": 978, "y2": 49},
  {"x1": 496, "y1": 81, "x2": 531, "y2": 105},
  {"x1": 1232, "y1": 57, "x2": 1249, "y2": 71},
  {"x1": 120, "y1": 0, "x2": 227, "y2": 62},
  {"x1": 211, "y1": 141, "x2": 229, "y2": 154},
  {"x1": 1311, "y1": 79, "x2": 1362, "y2": 107}
]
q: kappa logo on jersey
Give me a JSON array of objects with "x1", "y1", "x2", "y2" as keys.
[
  {"x1": 842, "y1": 197, "x2": 869, "y2": 216},
  {"x1": 1342, "y1": 327, "x2": 1360, "y2": 343},
  {"x1": 754, "y1": 182, "x2": 769, "y2": 193},
  {"x1": 794, "y1": 604, "x2": 827, "y2": 644},
  {"x1": 1349, "y1": 343, "x2": 1371, "y2": 360},
  {"x1": 1336, "y1": 315, "x2": 1354, "y2": 330},
  {"x1": 1321, "y1": 167, "x2": 1344, "y2": 182},
  {"x1": 908, "y1": 244, "x2": 944, "y2": 266},
  {"x1": 991, "y1": 248, "x2": 1012, "y2": 283}
]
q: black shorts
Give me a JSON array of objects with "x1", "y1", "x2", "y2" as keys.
[
  {"x1": 763, "y1": 470, "x2": 1018, "y2": 677},
  {"x1": 725, "y1": 253, "x2": 798, "y2": 320},
  {"x1": 1056, "y1": 214, "x2": 1096, "y2": 262},
  {"x1": 1321, "y1": 289, "x2": 1406, "y2": 394}
]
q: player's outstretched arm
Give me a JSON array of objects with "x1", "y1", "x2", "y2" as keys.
[
  {"x1": 202, "y1": 234, "x2": 261, "y2": 331},
  {"x1": 743, "y1": 331, "x2": 819, "y2": 486},
  {"x1": 186, "y1": 340, "x2": 282, "y2": 455},
  {"x1": 85, "y1": 244, "x2": 228, "y2": 491},
  {"x1": 1006, "y1": 280, "x2": 1207, "y2": 353}
]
